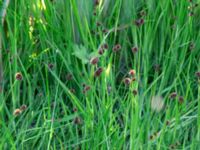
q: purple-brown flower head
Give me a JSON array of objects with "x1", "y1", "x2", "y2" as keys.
[
  {"x1": 94, "y1": 0, "x2": 100, "y2": 6},
  {"x1": 132, "y1": 89, "x2": 138, "y2": 96},
  {"x1": 129, "y1": 69, "x2": 136, "y2": 77},
  {"x1": 103, "y1": 43, "x2": 108, "y2": 49},
  {"x1": 90, "y1": 57, "x2": 99, "y2": 65},
  {"x1": 83, "y1": 85, "x2": 91, "y2": 94},
  {"x1": 102, "y1": 28, "x2": 108, "y2": 34},
  {"x1": 169, "y1": 92, "x2": 177, "y2": 99},
  {"x1": 112, "y1": 44, "x2": 121, "y2": 52},
  {"x1": 131, "y1": 47, "x2": 138, "y2": 53},
  {"x1": 48, "y1": 63, "x2": 54, "y2": 69},
  {"x1": 66, "y1": 73, "x2": 73, "y2": 81},
  {"x1": 94, "y1": 67, "x2": 103, "y2": 77},
  {"x1": 20, "y1": 104, "x2": 27, "y2": 111},
  {"x1": 98, "y1": 48, "x2": 105, "y2": 55},
  {"x1": 195, "y1": 71, "x2": 200, "y2": 79},
  {"x1": 178, "y1": 96, "x2": 184, "y2": 104},
  {"x1": 74, "y1": 117, "x2": 82, "y2": 125},
  {"x1": 70, "y1": 88, "x2": 76, "y2": 94},
  {"x1": 124, "y1": 78, "x2": 131, "y2": 85},
  {"x1": 15, "y1": 72, "x2": 23, "y2": 81},
  {"x1": 134, "y1": 18, "x2": 144, "y2": 27}
]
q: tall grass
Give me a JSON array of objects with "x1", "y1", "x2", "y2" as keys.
[{"x1": 0, "y1": 0, "x2": 200, "y2": 149}]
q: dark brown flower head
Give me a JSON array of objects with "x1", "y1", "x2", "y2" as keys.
[
  {"x1": 13, "y1": 109, "x2": 22, "y2": 116},
  {"x1": 15, "y1": 72, "x2": 23, "y2": 81},
  {"x1": 129, "y1": 69, "x2": 136, "y2": 76},
  {"x1": 91, "y1": 29, "x2": 95, "y2": 35},
  {"x1": 166, "y1": 120, "x2": 170, "y2": 126},
  {"x1": 149, "y1": 135, "x2": 154, "y2": 140},
  {"x1": 82, "y1": 83, "x2": 86, "y2": 87},
  {"x1": 74, "y1": 117, "x2": 82, "y2": 125},
  {"x1": 178, "y1": 96, "x2": 184, "y2": 104},
  {"x1": 70, "y1": 88, "x2": 76, "y2": 94},
  {"x1": 20, "y1": 104, "x2": 27, "y2": 111},
  {"x1": 132, "y1": 77, "x2": 136, "y2": 82},
  {"x1": 73, "y1": 107, "x2": 77, "y2": 112},
  {"x1": 132, "y1": 89, "x2": 138, "y2": 96},
  {"x1": 169, "y1": 92, "x2": 177, "y2": 99},
  {"x1": 189, "y1": 11, "x2": 194, "y2": 16},
  {"x1": 98, "y1": 48, "x2": 105, "y2": 55},
  {"x1": 131, "y1": 47, "x2": 138, "y2": 53},
  {"x1": 94, "y1": 0, "x2": 100, "y2": 6},
  {"x1": 103, "y1": 43, "x2": 108, "y2": 49},
  {"x1": 66, "y1": 73, "x2": 73, "y2": 81},
  {"x1": 96, "y1": 22, "x2": 102, "y2": 27},
  {"x1": 195, "y1": 71, "x2": 200, "y2": 78},
  {"x1": 93, "y1": 11, "x2": 97, "y2": 16},
  {"x1": 134, "y1": 18, "x2": 144, "y2": 27},
  {"x1": 194, "y1": 3, "x2": 199, "y2": 7},
  {"x1": 94, "y1": 67, "x2": 103, "y2": 77},
  {"x1": 90, "y1": 57, "x2": 99, "y2": 65},
  {"x1": 48, "y1": 63, "x2": 54, "y2": 69},
  {"x1": 112, "y1": 44, "x2": 121, "y2": 52},
  {"x1": 124, "y1": 78, "x2": 131, "y2": 85},
  {"x1": 102, "y1": 28, "x2": 108, "y2": 34},
  {"x1": 83, "y1": 85, "x2": 91, "y2": 94}
]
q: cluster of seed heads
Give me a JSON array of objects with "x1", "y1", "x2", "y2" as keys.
[
  {"x1": 169, "y1": 141, "x2": 181, "y2": 149},
  {"x1": 112, "y1": 44, "x2": 121, "y2": 52},
  {"x1": 123, "y1": 69, "x2": 137, "y2": 88},
  {"x1": 188, "y1": 0, "x2": 199, "y2": 16},
  {"x1": 82, "y1": 84, "x2": 91, "y2": 94},
  {"x1": 149, "y1": 131, "x2": 160, "y2": 140},
  {"x1": 169, "y1": 92, "x2": 184, "y2": 104}
]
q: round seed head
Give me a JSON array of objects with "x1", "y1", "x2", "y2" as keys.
[
  {"x1": 132, "y1": 89, "x2": 138, "y2": 96},
  {"x1": 178, "y1": 96, "x2": 184, "y2": 104},
  {"x1": 20, "y1": 104, "x2": 27, "y2": 111},
  {"x1": 15, "y1": 72, "x2": 23, "y2": 81},
  {"x1": 48, "y1": 63, "x2": 54, "y2": 69},
  {"x1": 195, "y1": 71, "x2": 200, "y2": 78},
  {"x1": 169, "y1": 92, "x2": 177, "y2": 99},
  {"x1": 13, "y1": 109, "x2": 22, "y2": 116},
  {"x1": 131, "y1": 47, "x2": 138, "y2": 53},
  {"x1": 98, "y1": 48, "x2": 105, "y2": 55},
  {"x1": 66, "y1": 73, "x2": 73, "y2": 81},
  {"x1": 112, "y1": 44, "x2": 121, "y2": 52},
  {"x1": 124, "y1": 78, "x2": 131, "y2": 85},
  {"x1": 90, "y1": 57, "x2": 99, "y2": 65},
  {"x1": 94, "y1": 67, "x2": 103, "y2": 77},
  {"x1": 74, "y1": 117, "x2": 82, "y2": 125},
  {"x1": 129, "y1": 69, "x2": 136, "y2": 76}
]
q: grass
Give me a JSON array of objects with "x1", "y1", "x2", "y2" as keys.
[{"x1": 0, "y1": 0, "x2": 200, "y2": 149}]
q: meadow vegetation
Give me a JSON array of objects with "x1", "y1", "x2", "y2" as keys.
[{"x1": 0, "y1": 0, "x2": 200, "y2": 149}]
